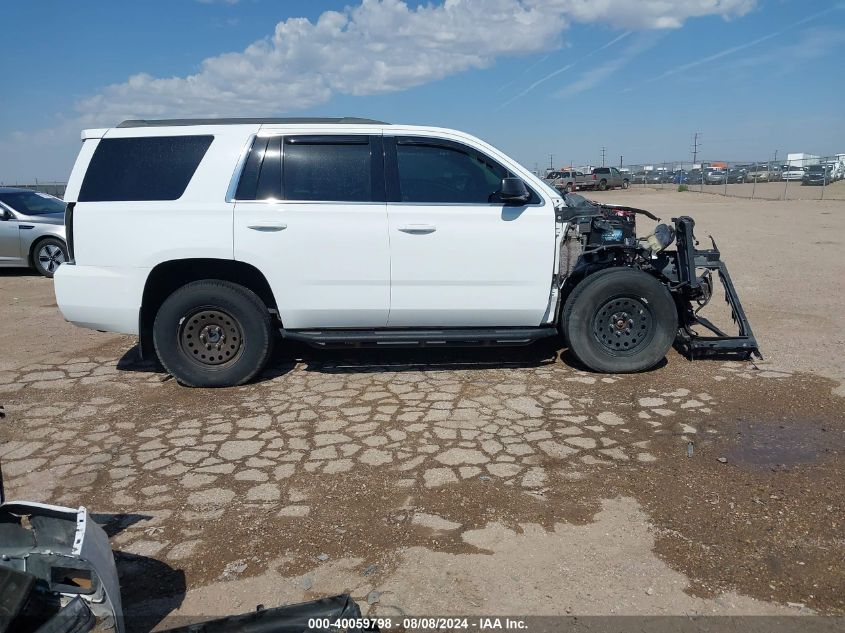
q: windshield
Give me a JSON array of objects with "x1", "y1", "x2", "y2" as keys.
[{"x1": 0, "y1": 191, "x2": 66, "y2": 215}]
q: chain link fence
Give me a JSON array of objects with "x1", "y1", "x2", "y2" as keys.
[
  {"x1": 617, "y1": 154, "x2": 845, "y2": 201},
  {"x1": 0, "y1": 180, "x2": 67, "y2": 198}
]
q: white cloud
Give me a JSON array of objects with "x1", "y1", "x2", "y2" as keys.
[{"x1": 73, "y1": 0, "x2": 755, "y2": 125}]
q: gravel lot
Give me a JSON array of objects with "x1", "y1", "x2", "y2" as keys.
[{"x1": 1, "y1": 189, "x2": 843, "y2": 628}]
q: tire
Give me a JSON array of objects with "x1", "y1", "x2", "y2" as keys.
[
  {"x1": 597, "y1": 179, "x2": 608, "y2": 191},
  {"x1": 565, "y1": 182, "x2": 573, "y2": 193},
  {"x1": 31, "y1": 237, "x2": 67, "y2": 278},
  {"x1": 622, "y1": 179, "x2": 629, "y2": 189},
  {"x1": 153, "y1": 280, "x2": 274, "y2": 387},
  {"x1": 562, "y1": 268, "x2": 677, "y2": 373}
]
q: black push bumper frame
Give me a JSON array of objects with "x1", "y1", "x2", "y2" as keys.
[{"x1": 672, "y1": 216, "x2": 761, "y2": 360}]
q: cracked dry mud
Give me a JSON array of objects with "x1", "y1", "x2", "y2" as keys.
[{"x1": 2, "y1": 335, "x2": 843, "y2": 622}]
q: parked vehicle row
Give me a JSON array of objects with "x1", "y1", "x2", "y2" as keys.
[{"x1": 628, "y1": 162, "x2": 845, "y2": 187}]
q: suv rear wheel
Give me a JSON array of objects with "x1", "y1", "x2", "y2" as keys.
[
  {"x1": 563, "y1": 268, "x2": 677, "y2": 373},
  {"x1": 153, "y1": 280, "x2": 274, "y2": 387}
]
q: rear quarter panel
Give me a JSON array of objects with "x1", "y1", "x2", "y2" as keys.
[{"x1": 68, "y1": 125, "x2": 258, "y2": 268}]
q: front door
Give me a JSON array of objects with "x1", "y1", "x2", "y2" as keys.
[
  {"x1": 234, "y1": 134, "x2": 390, "y2": 329},
  {"x1": 385, "y1": 136, "x2": 555, "y2": 327}
]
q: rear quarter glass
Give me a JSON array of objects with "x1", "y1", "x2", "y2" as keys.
[{"x1": 78, "y1": 136, "x2": 213, "y2": 202}]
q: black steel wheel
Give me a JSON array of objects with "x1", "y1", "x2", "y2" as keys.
[
  {"x1": 154, "y1": 280, "x2": 274, "y2": 387},
  {"x1": 563, "y1": 268, "x2": 677, "y2": 373},
  {"x1": 591, "y1": 296, "x2": 655, "y2": 356},
  {"x1": 179, "y1": 308, "x2": 245, "y2": 368}
]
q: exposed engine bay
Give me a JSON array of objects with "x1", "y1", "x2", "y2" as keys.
[{"x1": 557, "y1": 192, "x2": 760, "y2": 360}]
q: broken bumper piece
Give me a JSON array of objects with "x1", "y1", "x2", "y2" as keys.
[{"x1": 0, "y1": 500, "x2": 123, "y2": 633}]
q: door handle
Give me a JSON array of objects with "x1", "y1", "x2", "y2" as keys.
[
  {"x1": 247, "y1": 221, "x2": 287, "y2": 232},
  {"x1": 398, "y1": 224, "x2": 436, "y2": 234}
]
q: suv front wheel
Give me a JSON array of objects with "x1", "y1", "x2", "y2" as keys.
[
  {"x1": 153, "y1": 280, "x2": 274, "y2": 387},
  {"x1": 562, "y1": 268, "x2": 677, "y2": 373}
]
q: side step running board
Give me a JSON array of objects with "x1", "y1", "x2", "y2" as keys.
[{"x1": 281, "y1": 327, "x2": 558, "y2": 348}]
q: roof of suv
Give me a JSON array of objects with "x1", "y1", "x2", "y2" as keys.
[{"x1": 117, "y1": 117, "x2": 388, "y2": 128}]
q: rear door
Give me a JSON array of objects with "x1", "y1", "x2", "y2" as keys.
[
  {"x1": 233, "y1": 133, "x2": 390, "y2": 329},
  {"x1": 384, "y1": 135, "x2": 554, "y2": 327}
]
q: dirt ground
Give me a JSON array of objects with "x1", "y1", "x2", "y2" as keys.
[{"x1": 1, "y1": 189, "x2": 843, "y2": 630}]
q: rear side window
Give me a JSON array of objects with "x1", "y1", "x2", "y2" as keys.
[
  {"x1": 234, "y1": 135, "x2": 375, "y2": 202},
  {"x1": 593, "y1": 168, "x2": 609, "y2": 174},
  {"x1": 283, "y1": 137, "x2": 372, "y2": 202},
  {"x1": 79, "y1": 136, "x2": 213, "y2": 202}
]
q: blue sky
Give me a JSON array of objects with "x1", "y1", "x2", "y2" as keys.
[{"x1": 1, "y1": 0, "x2": 843, "y2": 181}]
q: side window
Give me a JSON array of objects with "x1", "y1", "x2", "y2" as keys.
[
  {"x1": 283, "y1": 136, "x2": 372, "y2": 202},
  {"x1": 235, "y1": 136, "x2": 282, "y2": 200},
  {"x1": 394, "y1": 140, "x2": 507, "y2": 204},
  {"x1": 79, "y1": 136, "x2": 213, "y2": 202}
]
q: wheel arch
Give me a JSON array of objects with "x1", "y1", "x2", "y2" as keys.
[
  {"x1": 27, "y1": 233, "x2": 66, "y2": 267},
  {"x1": 139, "y1": 258, "x2": 278, "y2": 359}
]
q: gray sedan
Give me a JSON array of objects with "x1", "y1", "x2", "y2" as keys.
[{"x1": 0, "y1": 187, "x2": 68, "y2": 277}]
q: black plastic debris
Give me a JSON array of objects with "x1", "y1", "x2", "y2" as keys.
[{"x1": 163, "y1": 593, "x2": 377, "y2": 633}]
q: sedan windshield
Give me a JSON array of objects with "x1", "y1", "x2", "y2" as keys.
[{"x1": 0, "y1": 191, "x2": 66, "y2": 215}]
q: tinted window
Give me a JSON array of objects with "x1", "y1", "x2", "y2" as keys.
[
  {"x1": 79, "y1": 136, "x2": 213, "y2": 202},
  {"x1": 0, "y1": 191, "x2": 66, "y2": 215},
  {"x1": 235, "y1": 136, "x2": 269, "y2": 200},
  {"x1": 593, "y1": 168, "x2": 609, "y2": 174},
  {"x1": 283, "y1": 137, "x2": 371, "y2": 202},
  {"x1": 256, "y1": 136, "x2": 282, "y2": 199},
  {"x1": 396, "y1": 142, "x2": 506, "y2": 204}
]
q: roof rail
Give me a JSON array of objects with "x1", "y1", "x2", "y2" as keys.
[{"x1": 117, "y1": 117, "x2": 388, "y2": 128}]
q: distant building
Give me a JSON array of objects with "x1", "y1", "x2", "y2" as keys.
[{"x1": 786, "y1": 153, "x2": 819, "y2": 167}]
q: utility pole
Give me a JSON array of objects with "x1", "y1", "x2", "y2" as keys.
[
  {"x1": 549, "y1": 154, "x2": 554, "y2": 170},
  {"x1": 692, "y1": 132, "x2": 701, "y2": 166},
  {"x1": 601, "y1": 147, "x2": 606, "y2": 167},
  {"x1": 619, "y1": 155, "x2": 623, "y2": 168},
  {"x1": 773, "y1": 149, "x2": 778, "y2": 165}
]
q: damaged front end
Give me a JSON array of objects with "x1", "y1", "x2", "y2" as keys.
[{"x1": 558, "y1": 193, "x2": 761, "y2": 361}]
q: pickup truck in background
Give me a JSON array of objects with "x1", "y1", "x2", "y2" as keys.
[
  {"x1": 547, "y1": 170, "x2": 588, "y2": 193},
  {"x1": 582, "y1": 167, "x2": 630, "y2": 191}
]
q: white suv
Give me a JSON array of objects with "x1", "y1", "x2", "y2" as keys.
[{"x1": 55, "y1": 117, "x2": 758, "y2": 386}]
